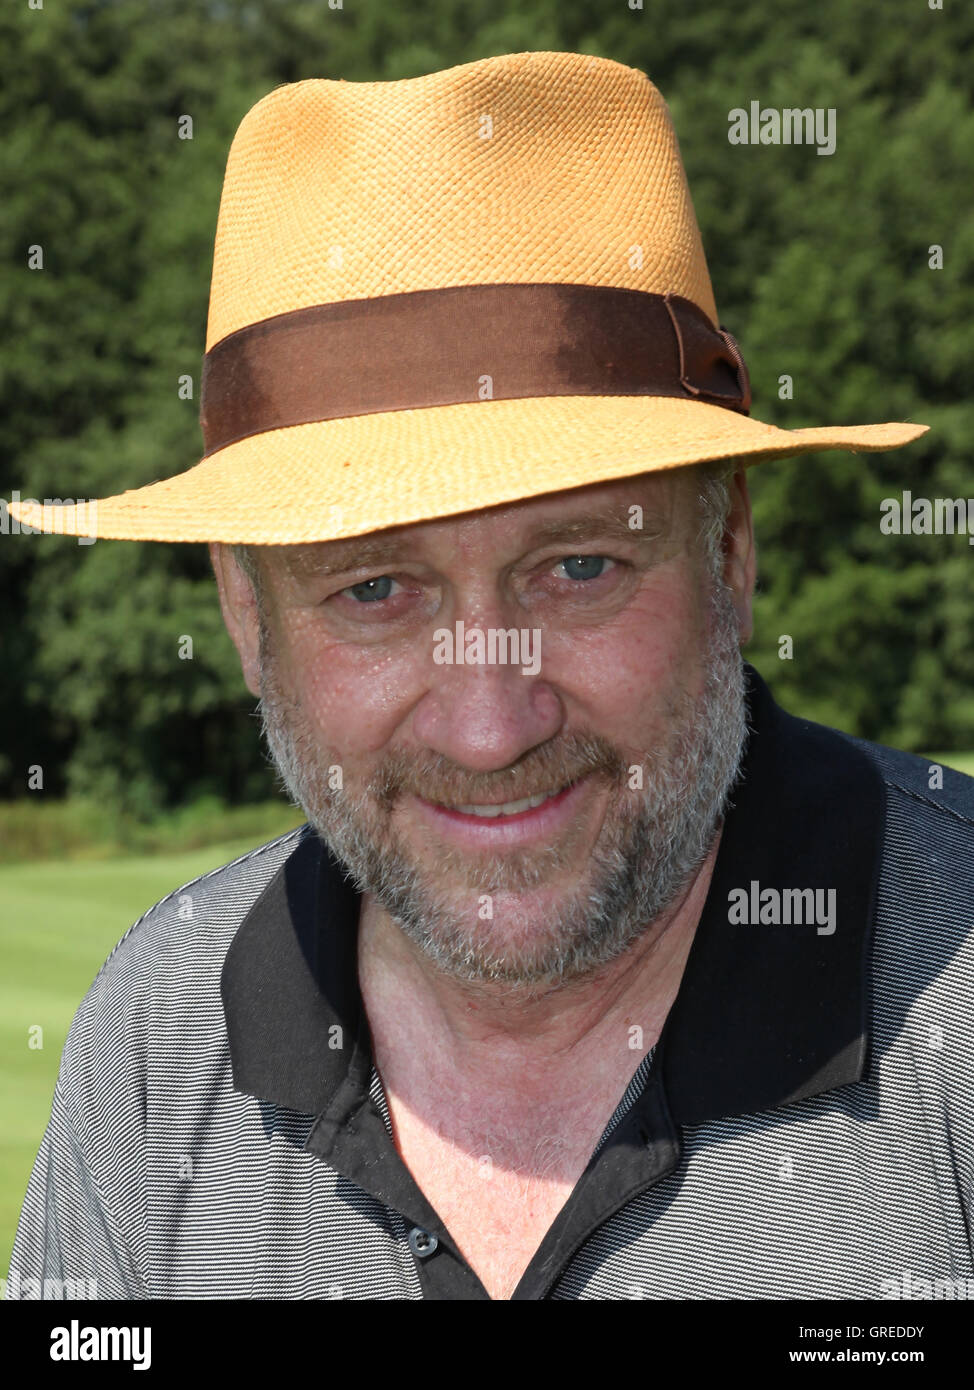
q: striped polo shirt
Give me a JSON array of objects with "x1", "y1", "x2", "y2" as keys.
[{"x1": 7, "y1": 664, "x2": 974, "y2": 1300}]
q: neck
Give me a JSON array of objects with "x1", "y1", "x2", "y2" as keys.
[{"x1": 357, "y1": 829, "x2": 721, "y2": 1101}]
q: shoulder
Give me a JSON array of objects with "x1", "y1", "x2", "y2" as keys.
[
  {"x1": 86, "y1": 821, "x2": 313, "y2": 996},
  {"x1": 58, "y1": 824, "x2": 314, "y2": 1102},
  {"x1": 770, "y1": 714, "x2": 974, "y2": 1113},
  {"x1": 761, "y1": 681, "x2": 974, "y2": 1012},
  {"x1": 770, "y1": 683, "x2": 974, "y2": 853},
  {"x1": 845, "y1": 735, "x2": 974, "y2": 821},
  {"x1": 839, "y1": 731, "x2": 974, "y2": 864},
  {"x1": 835, "y1": 733, "x2": 974, "y2": 1051},
  {"x1": 824, "y1": 726, "x2": 974, "y2": 914}
]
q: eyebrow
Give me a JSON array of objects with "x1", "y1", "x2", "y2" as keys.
[{"x1": 283, "y1": 508, "x2": 668, "y2": 581}]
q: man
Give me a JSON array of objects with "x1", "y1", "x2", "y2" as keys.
[{"x1": 8, "y1": 50, "x2": 971, "y2": 1303}]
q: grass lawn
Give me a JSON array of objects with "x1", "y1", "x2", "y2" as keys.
[{"x1": 0, "y1": 837, "x2": 275, "y2": 1284}]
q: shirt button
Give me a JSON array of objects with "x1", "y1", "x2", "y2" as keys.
[{"x1": 408, "y1": 1227, "x2": 439, "y2": 1258}]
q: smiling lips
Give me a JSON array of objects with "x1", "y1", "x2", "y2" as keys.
[{"x1": 427, "y1": 782, "x2": 575, "y2": 822}]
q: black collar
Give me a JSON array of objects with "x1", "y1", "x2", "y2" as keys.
[{"x1": 222, "y1": 662, "x2": 885, "y2": 1130}]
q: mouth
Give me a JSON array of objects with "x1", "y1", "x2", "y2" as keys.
[
  {"x1": 432, "y1": 784, "x2": 575, "y2": 820},
  {"x1": 410, "y1": 777, "x2": 592, "y2": 844}
]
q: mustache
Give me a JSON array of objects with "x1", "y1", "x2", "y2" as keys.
[{"x1": 366, "y1": 731, "x2": 629, "y2": 809}]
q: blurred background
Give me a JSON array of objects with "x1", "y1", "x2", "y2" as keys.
[{"x1": 1, "y1": 0, "x2": 972, "y2": 1274}]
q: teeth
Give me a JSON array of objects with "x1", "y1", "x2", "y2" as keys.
[{"x1": 449, "y1": 787, "x2": 563, "y2": 818}]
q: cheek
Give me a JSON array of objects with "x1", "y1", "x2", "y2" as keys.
[
  {"x1": 544, "y1": 577, "x2": 709, "y2": 722},
  {"x1": 277, "y1": 623, "x2": 426, "y2": 755}
]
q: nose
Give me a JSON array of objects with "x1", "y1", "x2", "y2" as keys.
[{"x1": 410, "y1": 616, "x2": 564, "y2": 774}]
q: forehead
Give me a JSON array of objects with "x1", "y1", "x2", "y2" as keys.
[{"x1": 267, "y1": 468, "x2": 697, "y2": 583}]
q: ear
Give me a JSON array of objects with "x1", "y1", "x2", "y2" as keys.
[
  {"x1": 721, "y1": 469, "x2": 757, "y2": 645},
  {"x1": 209, "y1": 542, "x2": 262, "y2": 698}
]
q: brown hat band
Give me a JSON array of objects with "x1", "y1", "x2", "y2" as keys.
[{"x1": 199, "y1": 283, "x2": 751, "y2": 457}]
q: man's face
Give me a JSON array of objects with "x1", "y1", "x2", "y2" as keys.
[{"x1": 213, "y1": 467, "x2": 754, "y2": 992}]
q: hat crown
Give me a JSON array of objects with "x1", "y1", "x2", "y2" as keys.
[{"x1": 205, "y1": 49, "x2": 718, "y2": 351}]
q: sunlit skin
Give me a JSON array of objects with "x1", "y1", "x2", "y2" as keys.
[{"x1": 211, "y1": 466, "x2": 756, "y2": 1294}]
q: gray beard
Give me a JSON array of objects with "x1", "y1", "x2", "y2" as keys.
[{"x1": 256, "y1": 573, "x2": 748, "y2": 993}]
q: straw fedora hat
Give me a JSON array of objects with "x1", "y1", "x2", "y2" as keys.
[{"x1": 10, "y1": 49, "x2": 927, "y2": 545}]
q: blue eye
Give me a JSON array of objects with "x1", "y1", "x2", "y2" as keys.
[
  {"x1": 556, "y1": 555, "x2": 614, "y2": 581},
  {"x1": 345, "y1": 575, "x2": 397, "y2": 602},
  {"x1": 337, "y1": 557, "x2": 614, "y2": 607}
]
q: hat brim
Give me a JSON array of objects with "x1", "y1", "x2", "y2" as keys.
[{"x1": 8, "y1": 396, "x2": 929, "y2": 544}]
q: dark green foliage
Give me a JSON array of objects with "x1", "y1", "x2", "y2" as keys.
[{"x1": 1, "y1": 0, "x2": 971, "y2": 814}]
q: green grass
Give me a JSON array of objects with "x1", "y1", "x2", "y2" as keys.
[
  {"x1": 0, "y1": 837, "x2": 288, "y2": 1284},
  {"x1": 0, "y1": 796, "x2": 306, "y2": 865}
]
